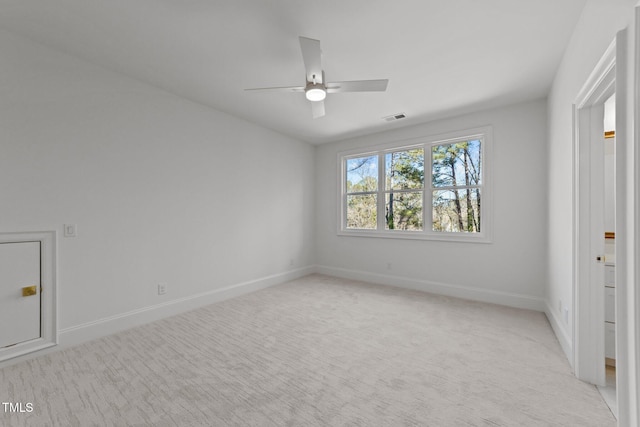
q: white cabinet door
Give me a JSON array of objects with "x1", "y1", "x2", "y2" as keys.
[
  {"x1": 605, "y1": 322, "x2": 616, "y2": 359},
  {"x1": 605, "y1": 287, "x2": 616, "y2": 323},
  {"x1": 0, "y1": 242, "x2": 41, "y2": 348},
  {"x1": 605, "y1": 265, "x2": 615, "y2": 287}
]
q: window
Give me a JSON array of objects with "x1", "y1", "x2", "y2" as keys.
[
  {"x1": 431, "y1": 139, "x2": 481, "y2": 233},
  {"x1": 339, "y1": 127, "x2": 491, "y2": 242},
  {"x1": 345, "y1": 155, "x2": 378, "y2": 229},
  {"x1": 385, "y1": 148, "x2": 424, "y2": 230}
]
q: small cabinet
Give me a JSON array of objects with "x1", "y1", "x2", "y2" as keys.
[
  {"x1": 605, "y1": 287, "x2": 615, "y2": 323},
  {"x1": 605, "y1": 322, "x2": 616, "y2": 360},
  {"x1": 605, "y1": 265, "x2": 615, "y2": 287},
  {"x1": 604, "y1": 264, "x2": 615, "y2": 365}
]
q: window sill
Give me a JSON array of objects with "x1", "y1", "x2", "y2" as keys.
[{"x1": 337, "y1": 229, "x2": 492, "y2": 243}]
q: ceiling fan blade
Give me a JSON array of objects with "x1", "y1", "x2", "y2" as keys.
[
  {"x1": 299, "y1": 36, "x2": 323, "y2": 84},
  {"x1": 244, "y1": 85, "x2": 305, "y2": 93},
  {"x1": 326, "y1": 79, "x2": 388, "y2": 93},
  {"x1": 311, "y1": 100, "x2": 325, "y2": 118}
]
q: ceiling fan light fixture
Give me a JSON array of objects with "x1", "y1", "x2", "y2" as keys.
[
  {"x1": 305, "y1": 84, "x2": 326, "y2": 102},
  {"x1": 245, "y1": 37, "x2": 388, "y2": 117}
]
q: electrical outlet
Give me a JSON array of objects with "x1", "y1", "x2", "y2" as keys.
[
  {"x1": 157, "y1": 283, "x2": 167, "y2": 296},
  {"x1": 289, "y1": 258, "x2": 294, "y2": 267}
]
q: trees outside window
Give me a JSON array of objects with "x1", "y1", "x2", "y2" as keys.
[
  {"x1": 340, "y1": 128, "x2": 491, "y2": 242},
  {"x1": 345, "y1": 155, "x2": 378, "y2": 229},
  {"x1": 431, "y1": 139, "x2": 481, "y2": 233},
  {"x1": 385, "y1": 148, "x2": 424, "y2": 230}
]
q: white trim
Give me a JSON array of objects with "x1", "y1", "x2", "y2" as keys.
[
  {"x1": 59, "y1": 266, "x2": 313, "y2": 346},
  {"x1": 574, "y1": 44, "x2": 617, "y2": 110},
  {"x1": 0, "y1": 231, "x2": 57, "y2": 363},
  {"x1": 632, "y1": 7, "x2": 640, "y2": 424},
  {"x1": 0, "y1": 263, "x2": 550, "y2": 369},
  {"x1": 337, "y1": 126, "x2": 493, "y2": 243},
  {"x1": 0, "y1": 266, "x2": 313, "y2": 369},
  {"x1": 611, "y1": 20, "x2": 640, "y2": 427},
  {"x1": 337, "y1": 127, "x2": 492, "y2": 157},
  {"x1": 336, "y1": 229, "x2": 492, "y2": 244},
  {"x1": 613, "y1": 26, "x2": 631, "y2": 421},
  {"x1": 572, "y1": 39, "x2": 616, "y2": 386},
  {"x1": 315, "y1": 265, "x2": 544, "y2": 311},
  {"x1": 544, "y1": 300, "x2": 572, "y2": 363}
]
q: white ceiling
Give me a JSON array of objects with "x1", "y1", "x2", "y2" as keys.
[{"x1": 0, "y1": 0, "x2": 586, "y2": 144}]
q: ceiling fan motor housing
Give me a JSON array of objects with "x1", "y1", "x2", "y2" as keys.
[{"x1": 305, "y1": 82, "x2": 326, "y2": 101}]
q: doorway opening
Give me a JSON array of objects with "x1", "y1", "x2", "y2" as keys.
[
  {"x1": 598, "y1": 93, "x2": 617, "y2": 415},
  {"x1": 572, "y1": 39, "x2": 616, "y2": 416}
]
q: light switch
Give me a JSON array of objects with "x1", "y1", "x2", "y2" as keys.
[{"x1": 64, "y1": 224, "x2": 77, "y2": 238}]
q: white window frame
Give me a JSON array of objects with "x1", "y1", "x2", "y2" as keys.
[{"x1": 337, "y1": 126, "x2": 493, "y2": 243}]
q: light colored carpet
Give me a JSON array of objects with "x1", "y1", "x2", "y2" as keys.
[{"x1": 1, "y1": 274, "x2": 615, "y2": 426}]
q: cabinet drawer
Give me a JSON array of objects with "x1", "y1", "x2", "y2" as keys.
[
  {"x1": 605, "y1": 265, "x2": 615, "y2": 287},
  {"x1": 605, "y1": 287, "x2": 615, "y2": 323},
  {"x1": 605, "y1": 322, "x2": 616, "y2": 359}
]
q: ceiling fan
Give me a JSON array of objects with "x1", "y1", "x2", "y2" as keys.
[{"x1": 245, "y1": 36, "x2": 389, "y2": 118}]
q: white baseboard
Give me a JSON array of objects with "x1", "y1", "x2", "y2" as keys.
[
  {"x1": 1, "y1": 265, "x2": 563, "y2": 370},
  {"x1": 0, "y1": 266, "x2": 314, "y2": 368},
  {"x1": 544, "y1": 300, "x2": 573, "y2": 366},
  {"x1": 59, "y1": 266, "x2": 314, "y2": 346},
  {"x1": 315, "y1": 265, "x2": 545, "y2": 311}
]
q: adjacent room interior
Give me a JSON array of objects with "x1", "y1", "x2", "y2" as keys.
[{"x1": 1, "y1": 0, "x2": 639, "y2": 425}]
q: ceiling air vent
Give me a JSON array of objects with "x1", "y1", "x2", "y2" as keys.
[{"x1": 383, "y1": 113, "x2": 406, "y2": 122}]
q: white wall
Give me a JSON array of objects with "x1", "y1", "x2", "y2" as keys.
[
  {"x1": 546, "y1": 0, "x2": 635, "y2": 351},
  {"x1": 546, "y1": 0, "x2": 639, "y2": 423},
  {"x1": 315, "y1": 99, "x2": 548, "y2": 310},
  {"x1": 0, "y1": 30, "x2": 315, "y2": 340}
]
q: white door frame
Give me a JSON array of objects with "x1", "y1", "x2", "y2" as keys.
[
  {"x1": 0, "y1": 231, "x2": 57, "y2": 363},
  {"x1": 573, "y1": 40, "x2": 615, "y2": 386},
  {"x1": 574, "y1": 19, "x2": 640, "y2": 424},
  {"x1": 620, "y1": 7, "x2": 640, "y2": 423}
]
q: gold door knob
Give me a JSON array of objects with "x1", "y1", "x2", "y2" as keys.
[{"x1": 22, "y1": 285, "x2": 37, "y2": 297}]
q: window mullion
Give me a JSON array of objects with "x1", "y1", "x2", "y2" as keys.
[
  {"x1": 347, "y1": 191, "x2": 378, "y2": 196},
  {"x1": 425, "y1": 144, "x2": 432, "y2": 233},
  {"x1": 377, "y1": 153, "x2": 385, "y2": 230},
  {"x1": 343, "y1": 158, "x2": 349, "y2": 229},
  {"x1": 432, "y1": 185, "x2": 482, "y2": 191}
]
